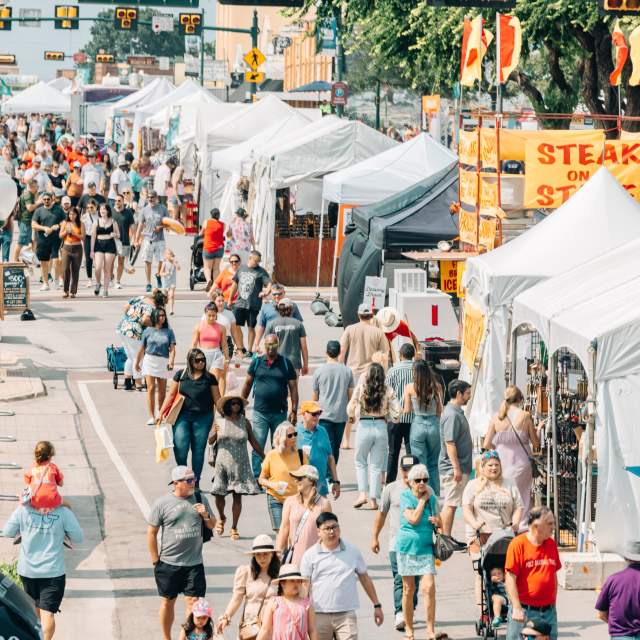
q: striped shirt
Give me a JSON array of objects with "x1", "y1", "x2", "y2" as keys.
[{"x1": 386, "y1": 360, "x2": 414, "y2": 423}]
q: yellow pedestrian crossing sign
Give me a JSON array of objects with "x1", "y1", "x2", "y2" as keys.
[
  {"x1": 244, "y1": 47, "x2": 266, "y2": 71},
  {"x1": 245, "y1": 71, "x2": 265, "y2": 83}
]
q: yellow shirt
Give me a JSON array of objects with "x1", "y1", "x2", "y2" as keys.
[{"x1": 260, "y1": 449, "x2": 306, "y2": 503}]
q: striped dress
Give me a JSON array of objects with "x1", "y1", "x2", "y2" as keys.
[
  {"x1": 386, "y1": 360, "x2": 415, "y2": 423},
  {"x1": 272, "y1": 596, "x2": 310, "y2": 640}
]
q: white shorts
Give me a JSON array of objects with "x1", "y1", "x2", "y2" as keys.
[
  {"x1": 115, "y1": 239, "x2": 129, "y2": 258},
  {"x1": 441, "y1": 473, "x2": 470, "y2": 508},
  {"x1": 142, "y1": 239, "x2": 165, "y2": 264},
  {"x1": 141, "y1": 353, "x2": 172, "y2": 379},
  {"x1": 203, "y1": 348, "x2": 225, "y2": 371}
]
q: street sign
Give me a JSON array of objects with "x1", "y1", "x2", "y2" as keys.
[
  {"x1": 244, "y1": 47, "x2": 266, "y2": 71},
  {"x1": 601, "y1": 0, "x2": 640, "y2": 13},
  {"x1": 331, "y1": 81, "x2": 349, "y2": 106},
  {"x1": 158, "y1": 56, "x2": 170, "y2": 71},
  {"x1": 79, "y1": 0, "x2": 199, "y2": 7},
  {"x1": 152, "y1": 15, "x2": 174, "y2": 33},
  {"x1": 127, "y1": 55, "x2": 156, "y2": 66},
  {"x1": 245, "y1": 71, "x2": 265, "y2": 83},
  {"x1": 317, "y1": 18, "x2": 337, "y2": 57},
  {"x1": 73, "y1": 52, "x2": 88, "y2": 64},
  {"x1": 204, "y1": 60, "x2": 229, "y2": 82},
  {"x1": 426, "y1": 0, "x2": 515, "y2": 6}
]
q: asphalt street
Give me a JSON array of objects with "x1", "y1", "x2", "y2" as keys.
[{"x1": 0, "y1": 233, "x2": 605, "y2": 639}]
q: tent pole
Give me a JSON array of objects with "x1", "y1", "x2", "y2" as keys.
[
  {"x1": 315, "y1": 200, "x2": 326, "y2": 292},
  {"x1": 550, "y1": 352, "x2": 559, "y2": 538},
  {"x1": 328, "y1": 237, "x2": 339, "y2": 308},
  {"x1": 505, "y1": 304, "x2": 514, "y2": 387},
  {"x1": 581, "y1": 342, "x2": 597, "y2": 552}
]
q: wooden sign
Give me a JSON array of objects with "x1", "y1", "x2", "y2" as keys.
[{"x1": 0, "y1": 263, "x2": 30, "y2": 319}]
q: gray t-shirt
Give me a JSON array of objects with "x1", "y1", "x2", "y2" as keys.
[
  {"x1": 379, "y1": 480, "x2": 406, "y2": 553},
  {"x1": 439, "y1": 402, "x2": 473, "y2": 476},
  {"x1": 233, "y1": 265, "x2": 271, "y2": 310},
  {"x1": 147, "y1": 492, "x2": 212, "y2": 566},
  {"x1": 140, "y1": 203, "x2": 167, "y2": 241},
  {"x1": 265, "y1": 316, "x2": 306, "y2": 370},
  {"x1": 312, "y1": 361, "x2": 355, "y2": 423}
]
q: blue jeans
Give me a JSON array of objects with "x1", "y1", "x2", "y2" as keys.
[
  {"x1": 409, "y1": 414, "x2": 441, "y2": 496},
  {"x1": 355, "y1": 418, "x2": 388, "y2": 500},
  {"x1": 0, "y1": 228, "x2": 11, "y2": 262},
  {"x1": 507, "y1": 604, "x2": 558, "y2": 640},
  {"x1": 251, "y1": 410, "x2": 287, "y2": 479},
  {"x1": 614, "y1": 636, "x2": 640, "y2": 639},
  {"x1": 319, "y1": 419, "x2": 345, "y2": 465},
  {"x1": 390, "y1": 551, "x2": 419, "y2": 615},
  {"x1": 267, "y1": 494, "x2": 283, "y2": 531},
  {"x1": 172, "y1": 411, "x2": 213, "y2": 481}
]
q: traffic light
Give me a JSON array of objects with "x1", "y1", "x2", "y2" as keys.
[
  {"x1": 602, "y1": 0, "x2": 640, "y2": 10},
  {"x1": 44, "y1": 51, "x2": 65, "y2": 61},
  {"x1": 114, "y1": 7, "x2": 138, "y2": 31},
  {"x1": 0, "y1": 6, "x2": 12, "y2": 31},
  {"x1": 179, "y1": 13, "x2": 202, "y2": 35},
  {"x1": 54, "y1": 5, "x2": 79, "y2": 29},
  {"x1": 0, "y1": 54, "x2": 16, "y2": 65},
  {"x1": 96, "y1": 53, "x2": 115, "y2": 63}
]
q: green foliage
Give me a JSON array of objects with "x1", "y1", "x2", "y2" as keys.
[
  {"x1": 83, "y1": 9, "x2": 186, "y2": 60},
  {"x1": 0, "y1": 559, "x2": 22, "y2": 587}
]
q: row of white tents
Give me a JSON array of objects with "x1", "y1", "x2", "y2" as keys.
[
  {"x1": 462, "y1": 167, "x2": 640, "y2": 554},
  {"x1": 1, "y1": 80, "x2": 72, "y2": 114}
]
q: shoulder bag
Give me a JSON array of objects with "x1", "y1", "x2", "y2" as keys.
[
  {"x1": 239, "y1": 577, "x2": 272, "y2": 640},
  {"x1": 506, "y1": 414, "x2": 541, "y2": 479},
  {"x1": 282, "y1": 494, "x2": 320, "y2": 564},
  {"x1": 21, "y1": 464, "x2": 50, "y2": 506},
  {"x1": 194, "y1": 489, "x2": 213, "y2": 544},
  {"x1": 163, "y1": 369, "x2": 186, "y2": 425},
  {"x1": 426, "y1": 497, "x2": 465, "y2": 562}
]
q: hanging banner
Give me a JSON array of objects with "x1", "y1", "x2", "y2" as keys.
[
  {"x1": 336, "y1": 203, "x2": 357, "y2": 254},
  {"x1": 461, "y1": 302, "x2": 485, "y2": 370},
  {"x1": 459, "y1": 129, "x2": 478, "y2": 166},
  {"x1": 479, "y1": 216, "x2": 497, "y2": 250},
  {"x1": 459, "y1": 208, "x2": 478, "y2": 245},
  {"x1": 459, "y1": 169, "x2": 478, "y2": 206},
  {"x1": 480, "y1": 128, "x2": 498, "y2": 168},
  {"x1": 440, "y1": 260, "x2": 458, "y2": 293},
  {"x1": 479, "y1": 177, "x2": 499, "y2": 212}
]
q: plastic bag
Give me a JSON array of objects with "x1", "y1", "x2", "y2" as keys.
[{"x1": 155, "y1": 423, "x2": 174, "y2": 463}]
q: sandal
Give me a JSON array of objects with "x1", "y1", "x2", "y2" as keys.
[
  {"x1": 353, "y1": 498, "x2": 367, "y2": 509},
  {"x1": 230, "y1": 528, "x2": 240, "y2": 541},
  {"x1": 215, "y1": 518, "x2": 226, "y2": 536}
]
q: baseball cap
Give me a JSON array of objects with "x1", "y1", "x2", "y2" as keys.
[
  {"x1": 277, "y1": 297, "x2": 293, "y2": 308},
  {"x1": 520, "y1": 620, "x2": 552, "y2": 636},
  {"x1": 191, "y1": 598, "x2": 212, "y2": 618},
  {"x1": 357, "y1": 303, "x2": 373, "y2": 316},
  {"x1": 73, "y1": 161, "x2": 81, "y2": 168},
  {"x1": 290, "y1": 465, "x2": 320, "y2": 482},
  {"x1": 168, "y1": 465, "x2": 195, "y2": 485},
  {"x1": 300, "y1": 400, "x2": 322, "y2": 414},
  {"x1": 33, "y1": 156, "x2": 42, "y2": 163},
  {"x1": 400, "y1": 454, "x2": 419, "y2": 470}
]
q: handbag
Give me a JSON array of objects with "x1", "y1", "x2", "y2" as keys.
[
  {"x1": 282, "y1": 493, "x2": 320, "y2": 564},
  {"x1": 21, "y1": 464, "x2": 50, "y2": 506},
  {"x1": 239, "y1": 579, "x2": 272, "y2": 640},
  {"x1": 427, "y1": 499, "x2": 465, "y2": 562},
  {"x1": 162, "y1": 370, "x2": 186, "y2": 425},
  {"x1": 506, "y1": 414, "x2": 541, "y2": 479},
  {"x1": 194, "y1": 490, "x2": 213, "y2": 544},
  {"x1": 207, "y1": 442, "x2": 218, "y2": 468}
]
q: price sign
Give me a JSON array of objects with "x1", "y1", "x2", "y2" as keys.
[
  {"x1": 439, "y1": 260, "x2": 458, "y2": 294},
  {"x1": 0, "y1": 263, "x2": 30, "y2": 319}
]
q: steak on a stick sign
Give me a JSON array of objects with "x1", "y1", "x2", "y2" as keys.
[
  {"x1": 524, "y1": 131, "x2": 640, "y2": 208},
  {"x1": 427, "y1": 0, "x2": 515, "y2": 7}
]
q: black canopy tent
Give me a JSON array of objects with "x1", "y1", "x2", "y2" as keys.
[{"x1": 337, "y1": 166, "x2": 459, "y2": 326}]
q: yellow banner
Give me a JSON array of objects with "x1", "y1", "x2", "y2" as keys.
[
  {"x1": 459, "y1": 208, "x2": 477, "y2": 245},
  {"x1": 440, "y1": 260, "x2": 458, "y2": 293},
  {"x1": 461, "y1": 302, "x2": 485, "y2": 370},
  {"x1": 460, "y1": 170, "x2": 499, "y2": 210},
  {"x1": 456, "y1": 260, "x2": 466, "y2": 298},
  {"x1": 479, "y1": 216, "x2": 497, "y2": 250},
  {"x1": 459, "y1": 129, "x2": 478, "y2": 166},
  {"x1": 480, "y1": 128, "x2": 498, "y2": 169},
  {"x1": 479, "y1": 177, "x2": 499, "y2": 212},
  {"x1": 523, "y1": 133, "x2": 640, "y2": 208},
  {"x1": 460, "y1": 169, "x2": 477, "y2": 207}
]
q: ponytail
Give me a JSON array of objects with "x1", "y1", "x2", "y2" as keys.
[{"x1": 498, "y1": 385, "x2": 524, "y2": 420}]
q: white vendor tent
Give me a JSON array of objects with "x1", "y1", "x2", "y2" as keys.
[
  {"x1": 249, "y1": 117, "x2": 398, "y2": 272},
  {"x1": 47, "y1": 77, "x2": 73, "y2": 94},
  {"x1": 322, "y1": 132, "x2": 457, "y2": 205},
  {"x1": 461, "y1": 167, "x2": 640, "y2": 437},
  {"x1": 108, "y1": 77, "x2": 174, "y2": 118},
  {"x1": 2, "y1": 81, "x2": 71, "y2": 114},
  {"x1": 511, "y1": 237, "x2": 640, "y2": 554}
]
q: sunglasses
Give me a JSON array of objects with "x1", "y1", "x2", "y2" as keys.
[
  {"x1": 286, "y1": 432, "x2": 296, "y2": 439},
  {"x1": 482, "y1": 450, "x2": 500, "y2": 461},
  {"x1": 230, "y1": 400, "x2": 242, "y2": 406},
  {"x1": 321, "y1": 525, "x2": 339, "y2": 533},
  {"x1": 178, "y1": 477, "x2": 195, "y2": 484},
  {"x1": 273, "y1": 292, "x2": 284, "y2": 297},
  {"x1": 307, "y1": 411, "x2": 322, "y2": 417},
  {"x1": 230, "y1": 260, "x2": 240, "y2": 264},
  {"x1": 194, "y1": 357, "x2": 206, "y2": 364},
  {"x1": 414, "y1": 478, "x2": 428, "y2": 483}
]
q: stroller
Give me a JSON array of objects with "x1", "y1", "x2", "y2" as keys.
[
  {"x1": 189, "y1": 235, "x2": 207, "y2": 290},
  {"x1": 474, "y1": 528, "x2": 515, "y2": 639}
]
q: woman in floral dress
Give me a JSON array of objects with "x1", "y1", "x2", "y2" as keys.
[
  {"x1": 226, "y1": 207, "x2": 255, "y2": 265},
  {"x1": 210, "y1": 390, "x2": 264, "y2": 540}
]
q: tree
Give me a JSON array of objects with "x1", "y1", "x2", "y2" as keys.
[
  {"x1": 305, "y1": 0, "x2": 640, "y2": 129},
  {"x1": 83, "y1": 9, "x2": 186, "y2": 60}
]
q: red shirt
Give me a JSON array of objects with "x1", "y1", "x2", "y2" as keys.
[
  {"x1": 203, "y1": 219, "x2": 225, "y2": 253},
  {"x1": 385, "y1": 319, "x2": 412, "y2": 342},
  {"x1": 24, "y1": 462, "x2": 64, "y2": 511},
  {"x1": 505, "y1": 533, "x2": 561, "y2": 607}
]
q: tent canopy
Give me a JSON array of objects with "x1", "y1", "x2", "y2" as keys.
[
  {"x1": 109, "y1": 77, "x2": 174, "y2": 117},
  {"x1": 2, "y1": 81, "x2": 71, "y2": 114},
  {"x1": 47, "y1": 77, "x2": 73, "y2": 94},
  {"x1": 513, "y1": 236, "x2": 640, "y2": 380},
  {"x1": 352, "y1": 165, "x2": 459, "y2": 250},
  {"x1": 323, "y1": 133, "x2": 457, "y2": 205},
  {"x1": 134, "y1": 79, "x2": 217, "y2": 120},
  {"x1": 261, "y1": 117, "x2": 398, "y2": 189}
]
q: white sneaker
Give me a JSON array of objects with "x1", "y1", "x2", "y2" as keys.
[
  {"x1": 102, "y1": 288, "x2": 108, "y2": 297},
  {"x1": 85, "y1": 282, "x2": 93, "y2": 288},
  {"x1": 58, "y1": 278, "x2": 63, "y2": 288},
  {"x1": 146, "y1": 417, "x2": 155, "y2": 426},
  {"x1": 395, "y1": 612, "x2": 405, "y2": 631},
  {"x1": 40, "y1": 284, "x2": 50, "y2": 291},
  {"x1": 114, "y1": 282, "x2": 122, "y2": 289}
]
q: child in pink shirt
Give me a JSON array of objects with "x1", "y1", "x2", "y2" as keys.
[{"x1": 23, "y1": 441, "x2": 64, "y2": 512}]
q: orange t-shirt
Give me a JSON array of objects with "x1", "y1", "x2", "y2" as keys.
[
  {"x1": 24, "y1": 462, "x2": 64, "y2": 511},
  {"x1": 505, "y1": 533, "x2": 561, "y2": 607},
  {"x1": 214, "y1": 267, "x2": 237, "y2": 304}
]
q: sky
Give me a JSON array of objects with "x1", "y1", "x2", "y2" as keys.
[{"x1": 0, "y1": 0, "x2": 214, "y2": 80}]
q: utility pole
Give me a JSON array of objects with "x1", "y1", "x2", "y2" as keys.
[
  {"x1": 250, "y1": 9, "x2": 258, "y2": 101},
  {"x1": 375, "y1": 78, "x2": 381, "y2": 130},
  {"x1": 333, "y1": 6, "x2": 345, "y2": 118},
  {"x1": 200, "y1": 8, "x2": 205, "y2": 87}
]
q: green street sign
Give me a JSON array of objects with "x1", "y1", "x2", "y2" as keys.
[{"x1": 78, "y1": 0, "x2": 199, "y2": 7}]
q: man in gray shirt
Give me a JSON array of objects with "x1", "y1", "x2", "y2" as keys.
[
  {"x1": 264, "y1": 298, "x2": 308, "y2": 374},
  {"x1": 135, "y1": 190, "x2": 167, "y2": 292},
  {"x1": 147, "y1": 466, "x2": 216, "y2": 640},
  {"x1": 371, "y1": 454, "x2": 419, "y2": 631},
  {"x1": 439, "y1": 379, "x2": 473, "y2": 535},
  {"x1": 312, "y1": 340, "x2": 355, "y2": 464}
]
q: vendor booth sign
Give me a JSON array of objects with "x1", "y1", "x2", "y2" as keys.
[
  {"x1": 440, "y1": 260, "x2": 458, "y2": 293},
  {"x1": 461, "y1": 302, "x2": 485, "y2": 370},
  {"x1": 363, "y1": 276, "x2": 387, "y2": 311}
]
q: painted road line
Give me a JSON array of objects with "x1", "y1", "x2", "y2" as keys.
[{"x1": 78, "y1": 381, "x2": 150, "y2": 517}]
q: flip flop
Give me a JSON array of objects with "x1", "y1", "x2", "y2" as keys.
[
  {"x1": 353, "y1": 499, "x2": 368, "y2": 509},
  {"x1": 428, "y1": 633, "x2": 449, "y2": 640}
]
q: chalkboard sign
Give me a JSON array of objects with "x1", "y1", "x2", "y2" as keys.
[{"x1": 0, "y1": 263, "x2": 30, "y2": 319}]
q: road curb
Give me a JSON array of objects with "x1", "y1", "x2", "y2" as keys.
[{"x1": 0, "y1": 377, "x2": 47, "y2": 403}]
